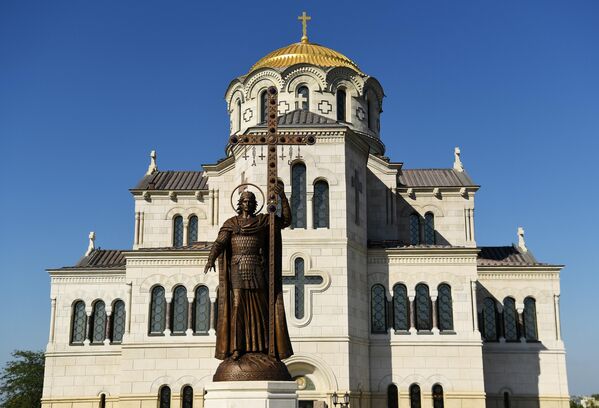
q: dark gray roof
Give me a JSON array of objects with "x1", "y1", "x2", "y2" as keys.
[
  {"x1": 368, "y1": 240, "x2": 456, "y2": 249},
  {"x1": 477, "y1": 246, "x2": 543, "y2": 266},
  {"x1": 135, "y1": 242, "x2": 212, "y2": 252},
  {"x1": 259, "y1": 109, "x2": 337, "y2": 126},
  {"x1": 399, "y1": 169, "x2": 477, "y2": 188},
  {"x1": 58, "y1": 249, "x2": 126, "y2": 270},
  {"x1": 132, "y1": 171, "x2": 208, "y2": 191}
]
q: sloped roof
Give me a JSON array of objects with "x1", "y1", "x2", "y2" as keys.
[
  {"x1": 134, "y1": 242, "x2": 213, "y2": 252},
  {"x1": 477, "y1": 246, "x2": 543, "y2": 266},
  {"x1": 132, "y1": 171, "x2": 208, "y2": 191},
  {"x1": 398, "y1": 169, "x2": 477, "y2": 188},
  {"x1": 258, "y1": 109, "x2": 337, "y2": 127},
  {"x1": 56, "y1": 249, "x2": 126, "y2": 270},
  {"x1": 368, "y1": 241, "x2": 456, "y2": 249}
]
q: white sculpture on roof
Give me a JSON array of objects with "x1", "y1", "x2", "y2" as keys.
[
  {"x1": 518, "y1": 226, "x2": 528, "y2": 252},
  {"x1": 146, "y1": 150, "x2": 158, "y2": 176},
  {"x1": 85, "y1": 231, "x2": 95, "y2": 256},
  {"x1": 453, "y1": 146, "x2": 464, "y2": 172}
]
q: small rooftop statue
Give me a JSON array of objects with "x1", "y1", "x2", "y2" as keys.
[
  {"x1": 518, "y1": 226, "x2": 528, "y2": 253},
  {"x1": 453, "y1": 147, "x2": 464, "y2": 172},
  {"x1": 146, "y1": 150, "x2": 158, "y2": 176},
  {"x1": 85, "y1": 231, "x2": 95, "y2": 256}
]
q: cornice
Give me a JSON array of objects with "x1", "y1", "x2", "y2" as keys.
[
  {"x1": 50, "y1": 275, "x2": 126, "y2": 283},
  {"x1": 48, "y1": 269, "x2": 125, "y2": 277},
  {"x1": 202, "y1": 156, "x2": 235, "y2": 177},
  {"x1": 368, "y1": 247, "x2": 479, "y2": 265},
  {"x1": 477, "y1": 270, "x2": 561, "y2": 280}
]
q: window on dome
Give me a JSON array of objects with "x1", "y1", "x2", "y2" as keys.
[
  {"x1": 337, "y1": 89, "x2": 347, "y2": 121},
  {"x1": 387, "y1": 384, "x2": 398, "y2": 408},
  {"x1": 371, "y1": 284, "x2": 387, "y2": 334},
  {"x1": 313, "y1": 180, "x2": 329, "y2": 228},
  {"x1": 432, "y1": 384, "x2": 444, "y2": 408},
  {"x1": 437, "y1": 284, "x2": 453, "y2": 331},
  {"x1": 392, "y1": 284, "x2": 409, "y2": 332},
  {"x1": 523, "y1": 297, "x2": 538, "y2": 341},
  {"x1": 424, "y1": 212, "x2": 435, "y2": 245},
  {"x1": 482, "y1": 297, "x2": 498, "y2": 341},
  {"x1": 503, "y1": 392, "x2": 511, "y2": 408},
  {"x1": 100, "y1": 393, "x2": 106, "y2": 408},
  {"x1": 111, "y1": 299, "x2": 126, "y2": 344},
  {"x1": 297, "y1": 86, "x2": 309, "y2": 111},
  {"x1": 91, "y1": 300, "x2": 106, "y2": 344},
  {"x1": 173, "y1": 216, "x2": 184, "y2": 248},
  {"x1": 291, "y1": 163, "x2": 307, "y2": 228},
  {"x1": 409, "y1": 213, "x2": 420, "y2": 245},
  {"x1": 171, "y1": 286, "x2": 188, "y2": 334},
  {"x1": 194, "y1": 286, "x2": 210, "y2": 334},
  {"x1": 503, "y1": 297, "x2": 518, "y2": 341},
  {"x1": 415, "y1": 284, "x2": 432, "y2": 331},
  {"x1": 149, "y1": 286, "x2": 166, "y2": 335},
  {"x1": 236, "y1": 99, "x2": 241, "y2": 132},
  {"x1": 188, "y1": 215, "x2": 198, "y2": 244},
  {"x1": 182, "y1": 385, "x2": 193, "y2": 408},
  {"x1": 71, "y1": 300, "x2": 86, "y2": 344},
  {"x1": 159, "y1": 386, "x2": 171, "y2": 408},
  {"x1": 409, "y1": 384, "x2": 421, "y2": 408},
  {"x1": 260, "y1": 90, "x2": 268, "y2": 123}
]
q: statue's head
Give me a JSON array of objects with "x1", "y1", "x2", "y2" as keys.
[{"x1": 236, "y1": 191, "x2": 257, "y2": 215}]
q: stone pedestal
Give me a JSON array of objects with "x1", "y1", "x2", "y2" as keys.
[{"x1": 204, "y1": 381, "x2": 298, "y2": 408}]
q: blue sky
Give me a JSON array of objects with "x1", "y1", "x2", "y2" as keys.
[{"x1": 1, "y1": 0, "x2": 597, "y2": 395}]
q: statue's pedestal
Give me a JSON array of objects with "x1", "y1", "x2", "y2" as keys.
[{"x1": 204, "y1": 381, "x2": 297, "y2": 408}]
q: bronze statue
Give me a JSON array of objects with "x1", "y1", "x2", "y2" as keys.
[{"x1": 204, "y1": 184, "x2": 293, "y2": 381}]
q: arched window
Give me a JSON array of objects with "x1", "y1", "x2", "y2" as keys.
[
  {"x1": 367, "y1": 96, "x2": 373, "y2": 130},
  {"x1": 313, "y1": 180, "x2": 329, "y2": 228},
  {"x1": 91, "y1": 300, "x2": 106, "y2": 344},
  {"x1": 503, "y1": 392, "x2": 511, "y2": 408},
  {"x1": 503, "y1": 297, "x2": 518, "y2": 341},
  {"x1": 291, "y1": 163, "x2": 307, "y2": 228},
  {"x1": 149, "y1": 286, "x2": 166, "y2": 335},
  {"x1": 171, "y1": 286, "x2": 188, "y2": 334},
  {"x1": 173, "y1": 216, "x2": 184, "y2": 248},
  {"x1": 182, "y1": 385, "x2": 193, "y2": 408},
  {"x1": 236, "y1": 99, "x2": 241, "y2": 132},
  {"x1": 111, "y1": 300, "x2": 126, "y2": 344},
  {"x1": 193, "y1": 286, "x2": 210, "y2": 334},
  {"x1": 159, "y1": 386, "x2": 171, "y2": 408},
  {"x1": 424, "y1": 212, "x2": 435, "y2": 245},
  {"x1": 100, "y1": 393, "x2": 106, "y2": 408},
  {"x1": 297, "y1": 86, "x2": 309, "y2": 111},
  {"x1": 409, "y1": 384, "x2": 421, "y2": 408},
  {"x1": 437, "y1": 284, "x2": 454, "y2": 331},
  {"x1": 523, "y1": 297, "x2": 538, "y2": 341},
  {"x1": 482, "y1": 297, "x2": 498, "y2": 341},
  {"x1": 409, "y1": 213, "x2": 420, "y2": 245},
  {"x1": 432, "y1": 384, "x2": 444, "y2": 408},
  {"x1": 71, "y1": 301, "x2": 87, "y2": 344},
  {"x1": 188, "y1": 215, "x2": 198, "y2": 244},
  {"x1": 337, "y1": 89, "x2": 347, "y2": 121},
  {"x1": 392, "y1": 284, "x2": 409, "y2": 332},
  {"x1": 260, "y1": 90, "x2": 268, "y2": 123},
  {"x1": 415, "y1": 284, "x2": 432, "y2": 331},
  {"x1": 371, "y1": 284, "x2": 387, "y2": 334},
  {"x1": 387, "y1": 384, "x2": 398, "y2": 408}
]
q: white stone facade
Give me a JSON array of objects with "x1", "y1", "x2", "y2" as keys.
[{"x1": 42, "y1": 37, "x2": 569, "y2": 408}]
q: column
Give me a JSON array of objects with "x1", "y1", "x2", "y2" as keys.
[
  {"x1": 84, "y1": 308, "x2": 92, "y2": 345},
  {"x1": 48, "y1": 298, "x2": 57, "y2": 343},
  {"x1": 215, "y1": 190, "x2": 220, "y2": 225},
  {"x1": 164, "y1": 295, "x2": 172, "y2": 336},
  {"x1": 126, "y1": 282, "x2": 133, "y2": 335},
  {"x1": 554, "y1": 294, "x2": 562, "y2": 341},
  {"x1": 140, "y1": 212, "x2": 144, "y2": 245},
  {"x1": 134, "y1": 212, "x2": 140, "y2": 246},
  {"x1": 209, "y1": 293, "x2": 217, "y2": 336},
  {"x1": 186, "y1": 294, "x2": 194, "y2": 336},
  {"x1": 516, "y1": 304, "x2": 525, "y2": 343},
  {"x1": 497, "y1": 304, "x2": 505, "y2": 343},
  {"x1": 306, "y1": 191, "x2": 314, "y2": 229},
  {"x1": 431, "y1": 294, "x2": 439, "y2": 334},
  {"x1": 470, "y1": 280, "x2": 479, "y2": 332},
  {"x1": 409, "y1": 295, "x2": 416, "y2": 334},
  {"x1": 208, "y1": 189, "x2": 215, "y2": 226},
  {"x1": 183, "y1": 219, "x2": 189, "y2": 246},
  {"x1": 104, "y1": 308, "x2": 112, "y2": 345}
]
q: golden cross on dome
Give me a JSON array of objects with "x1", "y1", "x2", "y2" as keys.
[{"x1": 298, "y1": 11, "x2": 311, "y2": 43}]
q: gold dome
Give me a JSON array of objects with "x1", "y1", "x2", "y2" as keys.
[{"x1": 249, "y1": 41, "x2": 363, "y2": 74}]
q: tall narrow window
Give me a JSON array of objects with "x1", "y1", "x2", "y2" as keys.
[
  {"x1": 367, "y1": 97, "x2": 373, "y2": 130},
  {"x1": 337, "y1": 89, "x2": 347, "y2": 121},
  {"x1": 149, "y1": 286, "x2": 166, "y2": 335},
  {"x1": 291, "y1": 163, "x2": 307, "y2": 228},
  {"x1": 503, "y1": 392, "x2": 511, "y2": 408},
  {"x1": 111, "y1": 300, "x2": 126, "y2": 344},
  {"x1": 171, "y1": 286, "x2": 188, "y2": 334},
  {"x1": 297, "y1": 86, "x2": 309, "y2": 111},
  {"x1": 260, "y1": 90, "x2": 268, "y2": 123},
  {"x1": 409, "y1": 213, "x2": 420, "y2": 245},
  {"x1": 432, "y1": 384, "x2": 444, "y2": 408},
  {"x1": 503, "y1": 297, "x2": 518, "y2": 341},
  {"x1": 424, "y1": 212, "x2": 435, "y2": 245},
  {"x1": 91, "y1": 300, "x2": 106, "y2": 344},
  {"x1": 409, "y1": 384, "x2": 421, "y2": 408},
  {"x1": 173, "y1": 216, "x2": 184, "y2": 248},
  {"x1": 371, "y1": 284, "x2": 387, "y2": 334},
  {"x1": 482, "y1": 297, "x2": 498, "y2": 341},
  {"x1": 393, "y1": 284, "x2": 409, "y2": 332},
  {"x1": 437, "y1": 284, "x2": 454, "y2": 331},
  {"x1": 193, "y1": 286, "x2": 210, "y2": 334},
  {"x1": 236, "y1": 99, "x2": 241, "y2": 132},
  {"x1": 182, "y1": 385, "x2": 193, "y2": 408},
  {"x1": 188, "y1": 216, "x2": 198, "y2": 244},
  {"x1": 313, "y1": 180, "x2": 329, "y2": 228},
  {"x1": 523, "y1": 297, "x2": 538, "y2": 341},
  {"x1": 159, "y1": 386, "x2": 171, "y2": 408},
  {"x1": 415, "y1": 284, "x2": 432, "y2": 331},
  {"x1": 100, "y1": 393, "x2": 106, "y2": 408},
  {"x1": 71, "y1": 301, "x2": 87, "y2": 344},
  {"x1": 387, "y1": 384, "x2": 398, "y2": 408}
]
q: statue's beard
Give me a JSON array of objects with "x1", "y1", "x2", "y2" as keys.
[{"x1": 237, "y1": 203, "x2": 257, "y2": 215}]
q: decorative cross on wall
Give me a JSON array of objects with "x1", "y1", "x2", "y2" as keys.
[
  {"x1": 282, "y1": 258, "x2": 323, "y2": 320},
  {"x1": 295, "y1": 92, "x2": 308, "y2": 110},
  {"x1": 351, "y1": 169, "x2": 363, "y2": 225}
]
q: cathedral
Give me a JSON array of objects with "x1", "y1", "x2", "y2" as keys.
[{"x1": 42, "y1": 14, "x2": 569, "y2": 408}]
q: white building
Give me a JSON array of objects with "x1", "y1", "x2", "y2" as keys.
[{"x1": 42, "y1": 18, "x2": 569, "y2": 408}]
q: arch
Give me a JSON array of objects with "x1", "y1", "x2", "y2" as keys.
[
  {"x1": 70, "y1": 300, "x2": 87, "y2": 344},
  {"x1": 244, "y1": 69, "x2": 283, "y2": 99},
  {"x1": 523, "y1": 296, "x2": 538, "y2": 341},
  {"x1": 313, "y1": 179, "x2": 329, "y2": 228},
  {"x1": 432, "y1": 384, "x2": 444, "y2": 408},
  {"x1": 149, "y1": 285, "x2": 166, "y2": 335},
  {"x1": 90, "y1": 300, "x2": 106, "y2": 344},
  {"x1": 224, "y1": 80, "x2": 244, "y2": 110},
  {"x1": 111, "y1": 299, "x2": 126, "y2": 344},
  {"x1": 159, "y1": 385, "x2": 171, "y2": 408},
  {"x1": 193, "y1": 285, "x2": 210, "y2": 334},
  {"x1": 392, "y1": 283, "x2": 409, "y2": 331},
  {"x1": 296, "y1": 85, "x2": 309, "y2": 111},
  {"x1": 415, "y1": 284, "x2": 432, "y2": 331},
  {"x1": 171, "y1": 285, "x2": 188, "y2": 334},
  {"x1": 285, "y1": 353, "x2": 338, "y2": 391},
  {"x1": 424, "y1": 212, "x2": 435, "y2": 245},
  {"x1": 371, "y1": 284, "x2": 387, "y2": 334},
  {"x1": 437, "y1": 284, "x2": 453, "y2": 331},
  {"x1": 502, "y1": 297, "x2": 518, "y2": 341},
  {"x1": 364, "y1": 77, "x2": 385, "y2": 108},
  {"x1": 173, "y1": 215, "x2": 184, "y2": 248},
  {"x1": 409, "y1": 383, "x2": 421, "y2": 408},
  {"x1": 482, "y1": 297, "x2": 498, "y2": 341},
  {"x1": 282, "y1": 65, "x2": 327, "y2": 93},
  {"x1": 235, "y1": 99, "x2": 242, "y2": 133},
  {"x1": 291, "y1": 162, "x2": 307, "y2": 228},
  {"x1": 326, "y1": 67, "x2": 363, "y2": 94},
  {"x1": 164, "y1": 207, "x2": 207, "y2": 221},
  {"x1": 181, "y1": 385, "x2": 193, "y2": 408},
  {"x1": 409, "y1": 213, "x2": 421, "y2": 245},
  {"x1": 187, "y1": 215, "x2": 198, "y2": 244}
]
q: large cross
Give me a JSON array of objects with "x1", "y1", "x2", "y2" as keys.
[
  {"x1": 298, "y1": 11, "x2": 311, "y2": 43},
  {"x1": 282, "y1": 259, "x2": 323, "y2": 320},
  {"x1": 229, "y1": 86, "x2": 315, "y2": 357}
]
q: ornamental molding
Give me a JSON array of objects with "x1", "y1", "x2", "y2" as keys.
[
  {"x1": 243, "y1": 108, "x2": 253, "y2": 122},
  {"x1": 51, "y1": 275, "x2": 126, "y2": 284},
  {"x1": 243, "y1": 69, "x2": 284, "y2": 99},
  {"x1": 317, "y1": 100, "x2": 333, "y2": 114},
  {"x1": 127, "y1": 257, "x2": 208, "y2": 267},
  {"x1": 282, "y1": 66, "x2": 327, "y2": 92},
  {"x1": 225, "y1": 84, "x2": 245, "y2": 111},
  {"x1": 369, "y1": 256, "x2": 477, "y2": 265},
  {"x1": 325, "y1": 67, "x2": 364, "y2": 94},
  {"x1": 477, "y1": 271, "x2": 559, "y2": 280}
]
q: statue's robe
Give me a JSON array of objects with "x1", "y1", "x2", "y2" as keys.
[{"x1": 214, "y1": 212, "x2": 293, "y2": 360}]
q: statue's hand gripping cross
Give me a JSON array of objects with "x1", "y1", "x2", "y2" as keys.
[{"x1": 228, "y1": 86, "x2": 315, "y2": 357}]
